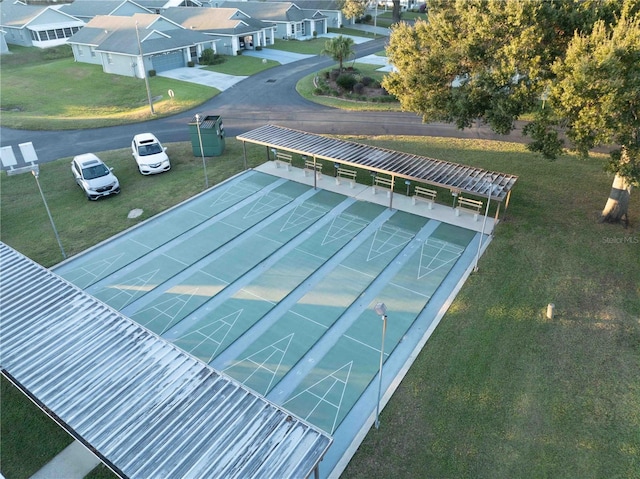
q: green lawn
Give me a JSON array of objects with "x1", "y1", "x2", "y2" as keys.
[
  {"x1": 0, "y1": 47, "x2": 216, "y2": 130},
  {"x1": 2, "y1": 135, "x2": 639, "y2": 479},
  {"x1": 202, "y1": 54, "x2": 279, "y2": 75}
]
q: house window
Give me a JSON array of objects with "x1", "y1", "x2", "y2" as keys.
[
  {"x1": 55, "y1": 29, "x2": 64, "y2": 39},
  {"x1": 107, "y1": 53, "x2": 113, "y2": 64},
  {"x1": 64, "y1": 28, "x2": 72, "y2": 36},
  {"x1": 78, "y1": 46, "x2": 83, "y2": 56},
  {"x1": 290, "y1": 24, "x2": 295, "y2": 35},
  {"x1": 90, "y1": 47, "x2": 96, "y2": 57}
]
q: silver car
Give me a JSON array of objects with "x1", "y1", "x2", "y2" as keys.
[
  {"x1": 71, "y1": 153, "x2": 120, "y2": 200},
  {"x1": 131, "y1": 133, "x2": 171, "y2": 175}
]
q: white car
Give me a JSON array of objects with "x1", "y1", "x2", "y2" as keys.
[
  {"x1": 131, "y1": 133, "x2": 170, "y2": 175},
  {"x1": 71, "y1": 153, "x2": 120, "y2": 201}
]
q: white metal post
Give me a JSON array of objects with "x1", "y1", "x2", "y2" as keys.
[{"x1": 374, "y1": 302, "x2": 388, "y2": 429}]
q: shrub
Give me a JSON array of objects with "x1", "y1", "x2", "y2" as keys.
[
  {"x1": 360, "y1": 76, "x2": 373, "y2": 86},
  {"x1": 200, "y1": 48, "x2": 216, "y2": 65},
  {"x1": 236, "y1": 50, "x2": 243, "y2": 56},
  {"x1": 329, "y1": 69, "x2": 341, "y2": 81},
  {"x1": 42, "y1": 45, "x2": 72, "y2": 60},
  {"x1": 363, "y1": 14, "x2": 372, "y2": 23},
  {"x1": 353, "y1": 82, "x2": 365, "y2": 94},
  {"x1": 313, "y1": 31, "x2": 317, "y2": 38},
  {"x1": 336, "y1": 73, "x2": 357, "y2": 91},
  {"x1": 313, "y1": 87, "x2": 324, "y2": 95},
  {"x1": 148, "y1": 69, "x2": 156, "y2": 77},
  {"x1": 255, "y1": 45, "x2": 262, "y2": 51},
  {"x1": 187, "y1": 61, "x2": 194, "y2": 67}
]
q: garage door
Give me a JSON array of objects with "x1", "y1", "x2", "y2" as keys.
[{"x1": 151, "y1": 51, "x2": 185, "y2": 72}]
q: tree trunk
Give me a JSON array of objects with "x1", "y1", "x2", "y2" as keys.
[
  {"x1": 599, "y1": 173, "x2": 631, "y2": 225},
  {"x1": 392, "y1": 0, "x2": 401, "y2": 23}
]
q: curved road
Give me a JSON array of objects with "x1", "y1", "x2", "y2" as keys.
[{"x1": 0, "y1": 38, "x2": 526, "y2": 164}]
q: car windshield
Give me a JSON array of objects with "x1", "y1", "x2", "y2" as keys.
[
  {"x1": 138, "y1": 143, "x2": 163, "y2": 156},
  {"x1": 82, "y1": 164, "x2": 109, "y2": 180}
]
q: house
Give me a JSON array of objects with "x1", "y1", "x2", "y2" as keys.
[
  {"x1": 0, "y1": 1, "x2": 84, "y2": 48},
  {"x1": 57, "y1": 0, "x2": 153, "y2": 22},
  {"x1": 0, "y1": 30, "x2": 10, "y2": 54},
  {"x1": 218, "y1": 1, "x2": 328, "y2": 40},
  {"x1": 161, "y1": 7, "x2": 275, "y2": 56},
  {"x1": 67, "y1": 13, "x2": 217, "y2": 77},
  {"x1": 263, "y1": 0, "x2": 348, "y2": 28}
]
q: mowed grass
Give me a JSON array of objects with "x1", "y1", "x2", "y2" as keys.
[
  {"x1": 1, "y1": 135, "x2": 639, "y2": 478},
  {"x1": 0, "y1": 54, "x2": 217, "y2": 130},
  {"x1": 341, "y1": 137, "x2": 640, "y2": 479},
  {"x1": 0, "y1": 139, "x2": 267, "y2": 266},
  {"x1": 202, "y1": 54, "x2": 279, "y2": 75}
]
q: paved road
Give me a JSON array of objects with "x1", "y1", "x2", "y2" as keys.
[{"x1": 0, "y1": 37, "x2": 526, "y2": 165}]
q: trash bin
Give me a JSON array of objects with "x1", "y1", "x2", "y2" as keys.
[{"x1": 188, "y1": 114, "x2": 225, "y2": 157}]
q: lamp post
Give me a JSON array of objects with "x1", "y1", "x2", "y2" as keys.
[
  {"x1": 195, "y1": 113, "x2": 209, "y2": 189},
  {"x1": 473, "y1": 180, "x2": 493, "y2": 272},
  {"x1": 135, "y1": 21, "x2": 155, "y2": 115},
  {"x1": 32, "y1": 168, "x2": 66, "y2": 260},
  {"x1": 373, "y1": 302, "x2": 388, "y2": 429}
]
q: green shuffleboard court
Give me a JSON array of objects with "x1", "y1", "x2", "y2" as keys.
[{"x1": 54, "y1": 170, "x2": 486, "y2": 477}]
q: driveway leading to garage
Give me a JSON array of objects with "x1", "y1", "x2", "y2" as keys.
[{"x1": 157, "y1": 66, "x2": 247, "y2": 90}]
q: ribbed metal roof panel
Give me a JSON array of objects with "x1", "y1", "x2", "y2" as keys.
[
  {"x1": 0, "y1": 243, "x2": 331, "y2": 479},
  {"x1": 237, "y1": 124, "x2": 518, "y2": 201}
]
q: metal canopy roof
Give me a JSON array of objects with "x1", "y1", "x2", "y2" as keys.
[
  {"x1": 0, "y1": 243, "x2": 331, "y2": 479},
  {"x1": 237, "y1": 125, "x2": 518, "y2": 202}
]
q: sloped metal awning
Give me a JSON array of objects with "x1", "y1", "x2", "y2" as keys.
[
  {"x1": 237, "y1": 125, "x2": 518, "y2": 202},
  {"x1": 0, "y1": 243, "x2": 332, "y2": 479}
]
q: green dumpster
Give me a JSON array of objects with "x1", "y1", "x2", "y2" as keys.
[{"x1": 189, "y1": 114, "x2": 225, "y2": 157}]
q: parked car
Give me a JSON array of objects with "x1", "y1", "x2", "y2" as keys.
[
  {"x1": 131, "y1": 133, "x2": 170, "y2": 175},
  {"x1": 71, "y1": 153, "x2": 120, "y2": 200}
]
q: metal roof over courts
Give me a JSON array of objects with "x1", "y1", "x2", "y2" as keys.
[
  {"x1": 0, "y1": 243, "x2": 332, "y2": 479},
  {"x1": 237, "y1": 125, "x2": 518, "y2": 202}
]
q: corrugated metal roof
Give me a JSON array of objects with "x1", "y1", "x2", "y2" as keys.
[
  {"x1": 0, "y1": 243, "x2": 331, "y2": 479},
  {"x1": 237, "y1": 125, "x2": 518, "y2": 201}
]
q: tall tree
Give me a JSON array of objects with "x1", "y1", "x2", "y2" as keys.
[
  {"x1": 382, "y1": 0, "x2": 640, "y2": 224},
  {"x1": 321, "y1": 35, "x2": 356, "y2": 71},
  {"x1": 339, "y1": 0, "x2": 368, "y2": 21},
  {"x1": 391, "y1": 0, "x2": 401, "y2": 23},
  {"x1": 546, "y1": 4, "x2": 640, "y2": 223}
]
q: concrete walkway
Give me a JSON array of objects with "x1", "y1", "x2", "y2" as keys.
[{"x1": 29, "y1": 440, "x2": 101, "y2": 479}]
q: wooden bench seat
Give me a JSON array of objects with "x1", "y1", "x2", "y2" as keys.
[
  {"x1": 304, "y1": 159, "x2": 323, "y2": 178},
  {"x1": 372, "y1": 176, "x2": 393, "y2": 196},
  {"x1": 412, "y1": 186, "x2": 437, "y2": 209},
  {"x1": 455, "y1": 196, "x2": 483, "y2": 221},
  {"x1": 335, "y1": 167, "x2": 357, "y2": 188},
  {"x1": 274, "y1": 152, "x2": 292, "y2": 171}
]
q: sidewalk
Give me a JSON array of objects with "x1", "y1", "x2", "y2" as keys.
[{"x1": 30, "y1": 440, "x2": 101, "y2": 479}]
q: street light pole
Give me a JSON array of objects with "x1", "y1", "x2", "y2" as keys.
[
  {"x1": 374, "y1": 302, "x2": 388, "y2": 429},
  {"x1": 473, "y1": 181, "x2": 493, "y2": 272},
  {"x1": 135, "y1": 21, "x2": 155, "y2": 115},
  {"x1": 195, "y1": 114, "x2": 209, "y2": 189},
  {"x1": 32, "y1": 169, "x2": 66, "y2": 260}
]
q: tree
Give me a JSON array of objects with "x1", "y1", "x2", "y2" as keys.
[
  {"x1": 391, "y1": 0, "x2": 401, "y2": 24},
  {"x1": 321, "y1": 35, "x2": 356, "y2": 71},
  {"x1": 546, "y1": 4, "x2": 640, "y2": 223},
  {"x1": 339, "y1": 0, "x2": 368, "y2": 21},
  {"x1": 382, "y1": 0, "x2": 640, "y2": 225}
]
